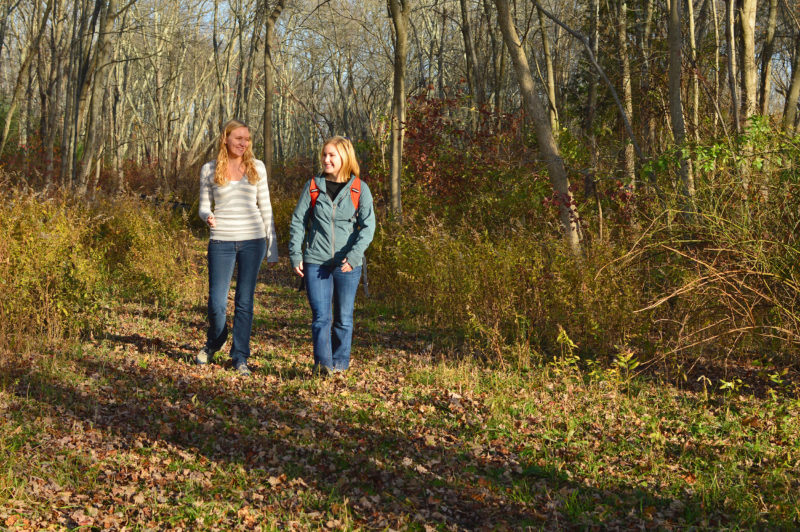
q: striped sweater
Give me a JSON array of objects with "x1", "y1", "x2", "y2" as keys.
[{"x1": 198, "y1": 160, "x2": 279, "y2": 262}]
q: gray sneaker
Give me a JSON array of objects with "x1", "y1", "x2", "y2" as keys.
[
  {"x1": 235, "y1": 362, "x2": 251, "y2": 376},
  {"x1": 195, "y1": 340, "x2": 226, "y2": 365},
  {"x1": 195, "y1": 346, "x2": 213, "y2": 365}
]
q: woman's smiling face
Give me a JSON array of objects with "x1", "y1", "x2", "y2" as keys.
[
  {"x1": 225, "y1": 126, "x2": 251, "y2": 158},
  {"x1": 322, "y1": 143, "x2": 343, "y2": 178}
]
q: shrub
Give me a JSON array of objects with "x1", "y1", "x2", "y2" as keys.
[
  {"x1": 365, "y1": 100, "x2": 800, "y2": 368},
  {"x1": 369, "y1": 216, "x2": 654, "y2": 364},
  {"x1": 634, "y1": 127, "x2": 800, "y2": 362},
  {"x1": 0, "y1": 180, "x2": 200, "y2": 352}
]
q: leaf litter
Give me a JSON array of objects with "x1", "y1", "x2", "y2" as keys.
[{"x1": 0, "y1": 257, "x2": 798, "y2": 530}]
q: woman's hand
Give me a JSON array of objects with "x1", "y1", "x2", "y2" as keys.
[
  {"x1": 293, "y1": 262, "x2": 304, "y2": 277},
  {"x1": 206, "y1": 214, "x2": 216, "y2": 228},
  {"x1": 340, "y1": 258, "x2": 352, "y2": 273}
]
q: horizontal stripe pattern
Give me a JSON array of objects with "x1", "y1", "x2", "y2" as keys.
[{"x1": 198, "y1": 160, "x2": 279, "y2": 261}]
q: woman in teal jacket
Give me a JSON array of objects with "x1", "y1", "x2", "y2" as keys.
[{"x1": 289, "y1": 136, "x2": 375, "y2": 374}]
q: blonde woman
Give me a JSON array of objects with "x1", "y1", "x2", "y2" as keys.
[
  {"x1": 288, "y1": 136, "x2": 375, "y2": 374},
  {"x1": 197, "y1": 120, "x2": 278, "y2": 375}
]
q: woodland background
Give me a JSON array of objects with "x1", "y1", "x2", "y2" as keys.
[{"x1": 1, "y1": 0, "x2": 800, "y2": 528}]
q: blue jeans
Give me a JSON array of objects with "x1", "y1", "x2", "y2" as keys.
[
  {"x1": 206, "y1": 238, "x2": 266, "y2": 366},
  {"x1": 304, "y1": 263, "x2": 362, "y2": 371}
]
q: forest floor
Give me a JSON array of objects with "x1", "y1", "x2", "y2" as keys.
[{"x1": 1, "y1": 253, "x2": 799, "y2": 530}]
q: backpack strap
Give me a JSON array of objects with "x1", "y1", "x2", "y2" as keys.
[
  {"x1": 310, "y1": 175, "x2": 361, "y2": 211},
  {"x1": 309, "y1": 177, "x2": 320, "y2": 209},
  {"x1": 350, "y1": 176, "x2": 361, "y2": 211}
]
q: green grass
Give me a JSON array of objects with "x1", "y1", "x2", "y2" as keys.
[{"x1": 1, "y1": 251, "x2": 799, "y2": 529}]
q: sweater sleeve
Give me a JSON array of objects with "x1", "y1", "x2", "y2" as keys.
[
  {"x1": 255, "y1": 160, "x2": 279, "y2": 262},
  {"x1": 198, "y1": 162, "x2": 214, "y2": 223}
]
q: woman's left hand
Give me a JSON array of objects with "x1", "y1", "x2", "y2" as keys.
[{"x1": 341, "y1": 258, "x2": 352, "y2": 273}]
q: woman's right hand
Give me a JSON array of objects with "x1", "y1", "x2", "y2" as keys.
[
  {"x1": 206, "y1": 214, "x2": 216, "y2": 228},
  {"x1": 293, "y1": 262, "x2": 304, "y2": 277}
]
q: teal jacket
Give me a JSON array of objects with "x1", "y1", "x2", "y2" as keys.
[{"x1": 288, "y1": 174, "x2": 375, "y2": 269}]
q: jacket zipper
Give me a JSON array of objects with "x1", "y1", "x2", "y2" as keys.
[{"x1": 330, "y1": 201, "x2": 336, "y2": 259}]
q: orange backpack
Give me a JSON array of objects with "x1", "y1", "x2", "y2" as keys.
[{"x1": 309, "y1": 176, "x2": 361, "y2": 211}]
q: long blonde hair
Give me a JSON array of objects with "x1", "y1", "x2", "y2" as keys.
[
  {"x1": 214, "y1": 120, "x2": 259, "y2": 186},
  {"x1": 321, "y1": 136, "x2": 360, "y2": 182}
]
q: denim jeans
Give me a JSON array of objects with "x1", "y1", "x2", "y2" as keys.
[
  {"x1": 206, "y1": 238, "x2": 266, "y2": 366},
  {"x1": 304, "y1": 263, "x2": 362, "y2": 371}
]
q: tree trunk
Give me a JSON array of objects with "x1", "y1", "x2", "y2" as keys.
[
  {"x1": 640, "y1": 0, "x2": 656, "y2": 158},
  {"x1": 586, "y1": 0, "x2": 602, "y2": 241},
  {"x1": 738, "y1": 0, "x2": 758, "y2": 122},
  {"x1": 617, "y1": 0, "x2": 635, "y2": 187},
  {"x1": 758, "y1": 0, "x2": 777, "y2": 116},
  {"x1": 688, "y1": 0, "x2": 699, "y2": 141},
  {"x1": 586, "y1": 0, "x2": 599, "y2": 146},
  {"x1": 0, "y1": 0, "x2": 23, "y2": 86},
  {"x1": 437, "y1": 7, "x2": 446, "y2": 98},
  {"x1": 0, "y1": 0, "x2": 53, "y2": 154},
  {"x1": 668, "y1": 0, "x2": 694, "y2": 200},
  {"x1": 460, "y1": 0, "x2": 484, "y2": 106},
  {"x1": 111, "y1": 52, "x2": 127, "y2": 194},
  {"x1": 712, "y1": 0, "x2": 721, "y2": 134},
  {"x1": 60, "y1": 0, "x2": 81, "y2": 187},
  {"x1": 263, "y1": 0, "x2": 286, "y2": 172},
  {"x1": 76, "y1": 0, "x2": 118, "y2": 195},
  {"x1": 212, "y1": 0, "x2": 227, "y2": 130},
  {"x1": 482, "y1": 0, "x2": 505, "y2": 115},
  {"x1": 21, "y1": 53, "x2": 34, "y2": 149},
  {"x1": 39, "y1": 0, "x2": 66, "y2": 183},
  {"x1": 783, "y1": 31, "x2": 800, "y2": 131},
  {"x1": 495, "y1": 0, "x2": 581, "y2": 254},
  {"x1": 535, "y1": 3, "x2": 646, "y2": 169},
  {"x1": 537, "y1": 5, "x2": 558, "y2": 133},
  {"x1": 61, "y1": 0, "x2": 111, "y2": 188},
  {"x1": 233, "y1": 8, "x2": 246, "y2": 120},
  {"x1": 725, "y1": 0, "x2": 741, "y2": 133},
  {"x1": 389, "y1": 0, "x2": 411, "y2": 219},
  {"x1": 230, "y1": 0, "x2": 267, "y2": 124}
]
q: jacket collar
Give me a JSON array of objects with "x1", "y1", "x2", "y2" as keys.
[
  {"x1": 314, "y1": 173, "x2": 355, "y2": 193},
  {"x1": 314, "y1": 173, "x2": 356, "y2": 203}
]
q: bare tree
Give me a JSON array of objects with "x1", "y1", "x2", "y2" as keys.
[
  {"x1": 262, "y1": 0, "x2": 286, "y2": 171},
  {"x1": 758, "y1": 0, "x2": 778, "y2": 116},
  {"x1": 0, "y1": 0, "x2": 53, "y2": 154},
  {"x1": 0, "y1": 0, "x2": 23, "y2": 85},
  {"x1": 75, "y1": 0, "x2": 120, "y2": 195},
  {"x1": 638, "y1": 0, "x2": 657, "y2": 156},
  {"x1": 668, "y1": 0, "x2": 694, "y2": 200},
  {"x1": 460, "y1": 0, "x2": 484, "y2": 106},
  {"x1": 37, "y1": 0, "x2": 70, "y2": 182},
  {"x1": 617, "y1": 0, "x2": 635, "y2": 187},
  {"x1": 495, "y1": 0, "x2": 581, "y2": 254},
  {"x1": 481, "y1": 0, "x2": 505, "y2": 114},
  {"x1": 783, "y1": 29, "x2": 800, "y2": 130},
  {"x1": 6, "y1": 0, "x2": 796, "y2": 209},
  {"x1": 687, "y1": 0, "x2": 699, "y2": 141},
  {"x1": 231, "y1": 0, "x2": 260, "y2": 120},
  {"x1": 537, "y1": 4, "x2": 558, "y2": 133},
  {"x1": 59, "y1": 0, "x2": 128, "y2": 191},
  {"x1": 738, "y1": 0, "x2": 758, "y2": 122},
  {"x1": 585, "y1": 0, "x2": 602, "y2": 240},
  {"x1": 725, "y1": 0, "x2": 741, "y2": 133},
  {"x1": 711, "y1": 0, "x2": 721, "y2": 134},
  {"x1": 388, "y1": 0, "x2": 411, "y2": 219}
]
